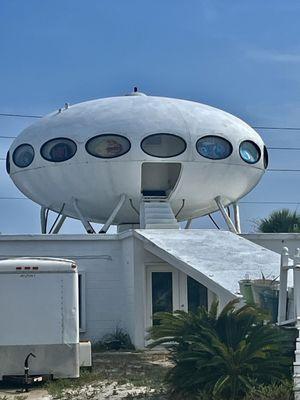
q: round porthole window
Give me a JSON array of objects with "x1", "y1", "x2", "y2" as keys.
[
  {"x1": 196, "y1": 136, "x2": 232, "y2": 160},
  {"x1": 12, "y1": 144, "x2": 35, "y2": 168},
  {"x1": 141, "y1": 134, "x2": 186, "y2": 158},
  {"x1": 86, "y1": 134, "x2": 131, "y2": 158},
  {"x1": 41, "y1": 138, "x2": 77, "y2": 162},
  {"x1": 239, "y1": 141, "x2": 261, "y2": 164}
]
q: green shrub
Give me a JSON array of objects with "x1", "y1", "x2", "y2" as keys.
[
  {"x1": 148, "y1": 300, "x2": 293, "y2": 400},
  {"x1": 243, "y1": 381, "x2": 293, "y2": 400},
  {"x1": 93, "y1": 327, "x2": 135, "y2": 351}
]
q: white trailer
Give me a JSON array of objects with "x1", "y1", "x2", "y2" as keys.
[{"x1": 0, "y1": 257, "x2": 84, "y2": 380}]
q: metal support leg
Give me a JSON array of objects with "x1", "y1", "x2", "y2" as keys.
[
  {"x1": 52, "y1": 214, "x2": 67, "y2": 234},
  {"x1": 40, "y1": 206, "x2": 48, "y2": 234},
  {"x1": 99, "y1": 194, "x2": 127, "y2": 233},
  {"x1": 214, "y1": 196, "x2": 238, "y2": 234},
  {"x1": 185, "y1": 218, "x2": 192, "y2": 229},
  {"x1": 233, "y1": 202, "x2": 241, "y2": 234},
  {"x1": 72, "y1": 198, "x2": 95, "y2": 234},
  {"x1": 278, "y1": 247, "x2": 289, "y2": 324}
]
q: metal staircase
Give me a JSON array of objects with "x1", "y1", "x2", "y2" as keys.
[{"x1": 140, "y1": 198, "x2": 179, "y2": 229}]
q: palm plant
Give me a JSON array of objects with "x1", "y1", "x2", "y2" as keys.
[
  {"x1": 148, "y1": 300, "x2": 294, "y2": 400},
  {"x1": 258, "y1": 209, "x2": 300, "y2": 233}
]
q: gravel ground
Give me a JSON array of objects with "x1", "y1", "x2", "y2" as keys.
[{"x1": 0, "y1": 351, "x2": 170, "y2": 400}]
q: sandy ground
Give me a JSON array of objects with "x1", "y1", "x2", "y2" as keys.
[
  {"x1": 0, "y1": 388, "x2": 51, "y2": 399},
  {"x1": 0, "y1": 351, "x2": 170, "y2": 400},
  {"x1": 0, "y1": 384, "x2": 158, "y2": 400}
]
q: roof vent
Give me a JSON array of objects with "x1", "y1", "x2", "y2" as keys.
[{"x1": 126, "y1": 86, "x2": 147, "y2": 96}]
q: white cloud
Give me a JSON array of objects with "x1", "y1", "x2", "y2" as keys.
[{"x1": 246, "y1": 49, "x2": 300, "y2": 63}]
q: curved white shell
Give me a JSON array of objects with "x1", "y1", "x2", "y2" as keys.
[{"x1": 8, "y1": 95, "x2": 266, "y2": 224}]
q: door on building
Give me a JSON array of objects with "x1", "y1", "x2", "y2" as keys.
[
  {"x1": 146, "y1": 266, "x2": 180, "y2": 328},
  {"x1": 146, "y1": 266, "x2": 209, "y2": 329},
  {"x1": 141, "y1": 162, "x2": 181, "y2": 198}
]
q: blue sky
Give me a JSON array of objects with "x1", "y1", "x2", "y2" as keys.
[{"x1": 1, "y1": 0, "x2": 300, "y2": 233}]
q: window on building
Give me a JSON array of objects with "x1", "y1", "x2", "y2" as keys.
[
  {"x1": 6, "y1": 151, "x2": 10, "y2": 174},
  {"x1": 239, "y1": 140, "x2": 261, "y2": 164},
  {"x1": 196, "y1": 135, "x2": 232, "y2": 160},
  {"x1": 187, "y1": 276, "x2": 208, "y2": 313},
  {"x1": 86, "y1": 134, "x2": 131, "y2": 158},
  {"x1": 263, "y1": 146, "x2": 269, "y2": 169},
  {"x1": 12, "y1": 144, "x2": 35, "y2": 168},
  {"x1": 152, "y1": 272, "x2": 173, "y2": 325},
  {"x1": 141, "y1": 134, "x2": 186, "y2": 158},
  {"x1": 41, "y1": 138, "x2": 77, "y2": 162}
]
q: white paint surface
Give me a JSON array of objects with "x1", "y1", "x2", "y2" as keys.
[
  {"x1": 0, "y1": 230, "x2": 284, "y2": 347},
  {"x1": 0, "y1": 258, "x2": 78, "y2": 346},
  {"x1": 134, "y1": 229, "x2": 284, "y2": 296},
  {"x1": 9, "y1": 95, "x2": 266, "y2": 224}
]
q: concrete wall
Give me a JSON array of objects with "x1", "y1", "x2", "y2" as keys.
[
  {"x1": 243, "y1": 233, "x2": 300, "y2": 257},
  {"x1": 0, "y1": 231, "x2": 231, "y2": 348},
  {"x1": 0, "y1": 234, "x2": 128, "y2": 343}
]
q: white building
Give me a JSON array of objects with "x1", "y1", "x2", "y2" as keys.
[
  {"x1": 1, "y1": 92, "x2": 283, "y2": 348},
  {"x1": 0, "y1": 230, "x2": 282, "y2": 348}
]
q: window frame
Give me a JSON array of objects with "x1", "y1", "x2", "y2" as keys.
[
  {"x1": 78, "y1": 272, "x2": 86, "y2": 333},
  {"x1": 196, "y1": 135, "x2": 233, "y2": 160},
  {"x1": 85, "y1": 134, "x2": 131, "y2": 159},
  {"x1": 239, "y1": 140, "x2": 261, "y2": 165},
  {"x1": 12, "y1": 143, "x2": 35, "y2": 168},
  {"x1": 141, "y1": 133, "x2": 187, "y2": 158},
  {"x1": 40, "y1": 137, "x2": 77, "y2": 163}
]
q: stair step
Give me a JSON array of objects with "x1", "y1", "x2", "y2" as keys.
[
  {"x1": 144, "y1": 211, "x2": 174, "y2": 217},
  {"x1": 145, "y1": 216, "x2": 175, "y2": 221},
  {"x1": 144, "y1": 203, "x2": 170, "y2": 207},
  {"x1": 145, "y1": 208, "x2": 172, "y2": 214},
  {"x1": 140, "y1": 199, "x2": 179, "y2": 230},
  {"x1": 144, "y1": 209, "x2": 173, "y2": 213},
  {"x1": 146, "y1": 219, "x2": 178, "y2": 224},
  {"x1": 145, "y1": 223, "x2": 179, "y2": 229}
]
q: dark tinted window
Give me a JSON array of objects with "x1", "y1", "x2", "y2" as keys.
[
  {"x1": 141, "y1": 134, "x2": 186, "y2": 158},
  {"x1": 239, "y1": 141, "x2": 261, "y2": 164},
  {"x1": 152, "y1": 272, "x2": 173, "y2": 325},
  {"x1": 187, "y1": 276, "x2": 208, "y2": 312},
  {"x1": 41, "y1": 138, "x2": 77, "y2": 162},
  {"x1": 12, "y1": 144, "x2": 34, "y2": 168},
  {"x1": 86, "y1": 134, "x2": 131, "y2": 158},
  {"x1": 6, "y1": 151, "x2": 10, "y2": 174},
  {"x1": 196, "y1": 136, "x2": 232, "y2": 160},
  {"x1": 264, "y1": 146, "x2": 269, "y2": 169}
]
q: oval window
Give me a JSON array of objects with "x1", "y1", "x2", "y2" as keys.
[
  {"x1": 12, "y1": 144, "x2": 34, "y2": 168},
  {"x1": 239, "y1": 141, "x2": 261, "y2": 164},
  {"x1": 6, "y1": 151, "x2": 10, "y2": 174},
  {"x1": 41, "y1": 138, "x2": 77, "y2": 162},
  {"x1": 196, "y1": 136, "x2": 232, "y2": 160},
  {"x1": 264, "y1": 146, "x2": 269, "y2": 169},
  {"x1": 86, "y1": 134, "x2": 131, "y2": 158},
  {"x1": 141, "y1": 134, "x2": 186, "y2": 158}
]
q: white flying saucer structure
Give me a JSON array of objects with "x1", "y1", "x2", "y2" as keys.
[{"x1": 6, "y1": 90, "x2": 268, "y2": 233}]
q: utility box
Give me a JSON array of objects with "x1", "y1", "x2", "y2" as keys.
[{"x1": 0, "y1": 257, "x2": 81, "y2": 380}]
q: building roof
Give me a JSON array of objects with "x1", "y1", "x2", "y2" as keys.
[{"x1": 134, "y1": 229, "x2": 284, "y2": 299}]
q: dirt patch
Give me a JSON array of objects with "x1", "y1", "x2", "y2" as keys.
[
  {"x1": 0, "y1": 388, "x2": 51, "y2": 399},
  {"x1": 0, "y1": 351, "x2": 171, "y2": 399},
  {"x1": 47, "y1": 350, "x2": 171, "y2": 399}
]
